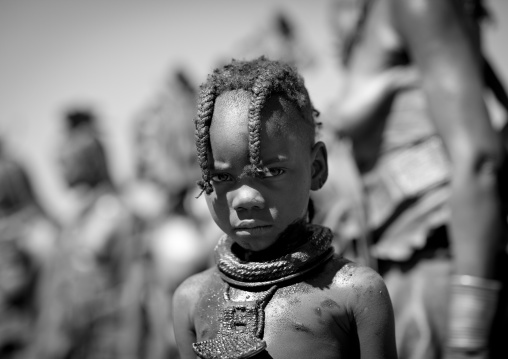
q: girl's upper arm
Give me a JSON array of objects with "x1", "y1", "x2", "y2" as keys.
[
  {"x1": 173, "y1": 279, "x2": 199, "y2": 359},
  {"x1": 351, "y1": 267, "x2": 398, "y2": 359}
]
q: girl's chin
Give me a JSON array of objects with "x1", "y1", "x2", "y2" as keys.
[
  {"x1": 231, "y1": 227, "x2": 278, "y2": 251},
  {"x1": 234, "y1": 237, "x2": 278, "y2": 253},
  {"x1": 233, "y1": 225, "x2": 273, "y2": 238}
]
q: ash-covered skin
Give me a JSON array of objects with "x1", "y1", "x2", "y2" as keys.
[{"x1": 174, "y1": 254, "x2": 396, "y2": 359}]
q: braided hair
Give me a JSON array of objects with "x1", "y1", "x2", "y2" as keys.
[{"x1": 194, "y1": 56, "x2": 320, "y2": 196}]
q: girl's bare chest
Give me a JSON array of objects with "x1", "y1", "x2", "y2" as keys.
[{"x1": 195, "y1": 283, "x2": 352, "y2": 343}]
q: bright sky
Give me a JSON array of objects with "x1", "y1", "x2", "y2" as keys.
[{"x1": 1, "y1": 0, "x2": 507, "y2": 219}]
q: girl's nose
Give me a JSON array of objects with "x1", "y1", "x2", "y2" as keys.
[{"x1": 231, "y1": 184, "x2": 265, "y2": 211}]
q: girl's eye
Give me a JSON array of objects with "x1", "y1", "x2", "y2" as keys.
[
  {"x1": 211, "y1": 173, "x2": 233, "y2": 182},
  {"x1": 261, "y1": 168, "x2": 285, "y2": 178}
]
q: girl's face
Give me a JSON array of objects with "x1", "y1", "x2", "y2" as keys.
[{"x1": 204, "y1": 90, "x2": 327, "y2": 252}]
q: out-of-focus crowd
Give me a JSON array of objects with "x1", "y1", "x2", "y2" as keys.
[
  {"x1": 0, "y1": 71, "x2": 222, "y2": 359},
  {"x1": 0, "y1": 11, "x2": 326, "y2": 359}
]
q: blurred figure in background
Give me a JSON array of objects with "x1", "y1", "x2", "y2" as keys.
[
  {"x1": 129, "y1": 69, "x2": 220, "y2": 358},
  {"x1": 327, "y1": 0, "x2": 507, "y2": 358},
  {"x1": 310, "y1": 109, "x2": 372, "y2": 263},
  {"x1": 0, "y1": 144, "x2": 59, "y2": 359},
  {"x1": 34, "y1": 109, "x2": 141, "y2": 359},
  {"x1": 234, "y1": 11, "x2": 316, "y2": 71},
  {"x1": 135, "y1": 70, "x2": 199, "y2": 203}
]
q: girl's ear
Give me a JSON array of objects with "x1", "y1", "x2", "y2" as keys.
[{"x1": 310, "y1": 141, "x2": 328, "y2": 190}]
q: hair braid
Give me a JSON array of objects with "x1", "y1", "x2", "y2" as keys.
[
  {"x1": 248, "y1": 74, "x2": 272, "y2": 173},
  {"x1": 195, "y1": 80, "x2": 216, "y2": 196}
]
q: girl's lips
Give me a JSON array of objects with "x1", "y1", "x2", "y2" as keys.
[
  {"x1": 234, "y1": 225, "x2": 272, "y2": 236},
  {"x1": 234, "y1": 220, "x2": 272, "y2": 230}
]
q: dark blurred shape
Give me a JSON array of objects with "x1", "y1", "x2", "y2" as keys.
[
  {"x1": 32, "y1": 108, "x2": 142, "y2": 359},
  {"x1": 324, "y1": 0, "x2": 508, "y2": 357},
  {"x1": 174, "y1": 70, "x2": 196, "y2": 98},
  {"x1": 134, "y1": 68, "x2": 199, "y2": 215},
  {"x1": 0, "y1": 240, "x2": 37, "y2": 359},
  {"x1": 0, "y1": 145, "x2": 59, "y2": 359},
  {"x1": 232, "y1": 11, "x2": 316, "y2": 70},
  {"x1": 464, "y1": 0, "x2": 491, "y2": 22},
  {"x1": 65, "y1": 108, "x2": 96, "y2": 131},
  {"x1": 276, "y1": 13, "x2": 293, "y2": 40},
  {"x1": 59, "y1": 109, "x2": 110, "y2": 189},
  {"x1": 0, "y1": 156, "x2": 37, "y2": 217},
  {"x1": 128, "y1": 68, "x2": 220, "y2": 359},
  {"x1": 328, "y1": 0, "x2": 372, "y2": 66}
]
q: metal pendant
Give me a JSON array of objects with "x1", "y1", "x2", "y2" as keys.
[{"x1": 193, "y1": 284, "x2": 277, "y2": 359}]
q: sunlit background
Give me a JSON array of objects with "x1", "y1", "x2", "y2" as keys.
[{"x1": 1, "y1": 0, "x2": 507, "y2": 222}]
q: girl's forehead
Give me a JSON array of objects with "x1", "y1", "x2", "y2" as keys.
[
  {"x1": 209, "y1": 93, "x2": 312, "y2": 169},
  {"x1": 211, "y1": 90, "x2": 307, "y2": 140},
  {"x1": 211, "y1": 90, "x2": 251, "y2": 134}
]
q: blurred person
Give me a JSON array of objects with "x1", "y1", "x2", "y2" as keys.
[
  {"x1": 310, "y1": 117, "x2": 372, "y2": 265},
  {"x1": 0, "y1": 144, "x2": 60, "y2": 267},
  {"x1": 33, "y1": 108, "x2": 141, "y2": 359},
  {"x1": 0, "y1": 235, "x2": 38, "y2": 359},
  {"x1": 135, "y1": 70, "x2": 200, "y2": 200},
  {"x1": 128, "y1": 69, "x2": 220, "y2": 358},
  {"x1": 133, "y1": 68, "x2": 220, "y2": 276},
  {"x1": 231, "y1": 11, "x2": 317, "y2": 71},
  {"x1": 0, "y1": 146, "x2": 59, "y2": 359},
  {"x1": 327, "y1": 0, "x2": 508, "y2": 358}
]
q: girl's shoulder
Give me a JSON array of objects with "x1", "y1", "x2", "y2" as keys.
[
  {"x1": 326, "y1": 255, "x2": 392, "y2": 316},
  {"x1": 175, "y1": 266, "x2": 218, "y2": 296},
  {"x1": 321, "y1": 255, "x2": 389, "y2": 298}
]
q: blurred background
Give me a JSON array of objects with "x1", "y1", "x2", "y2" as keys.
[
  {"x1": 1, "y1": 0, "x2": 504, "y2": 221},
  {"x1": 0, "y1": 0, "x2": 342, "y2": 221},
  {"x1": 0, "y1": 1, "x2": 508, "y2": 358}
]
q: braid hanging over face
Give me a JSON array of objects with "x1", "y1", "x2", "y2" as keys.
[
  {"x1": 194, "y1": 56, "x2": 319, "y2": 196},
  {"x1": 195, "y1": 79, "x2": 217, "y2": 195}
]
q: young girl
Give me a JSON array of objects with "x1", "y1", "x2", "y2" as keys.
[{"x1": 173, "y1": 57, "x2": 397, "y2": 359}]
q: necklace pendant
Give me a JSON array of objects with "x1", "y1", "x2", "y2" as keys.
[
  {"x1": 193, "y1": 285, "x2": 277, "y2": 359},
  {"x1": 193, "y1": 300, "x2": 267, "y2": 359},
  {"x1": 192, "y1": 333, "x2": 266, "y2": 359},
  {"x1": 221, "y1": 300, "x2": 262, "y2": 336}
]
